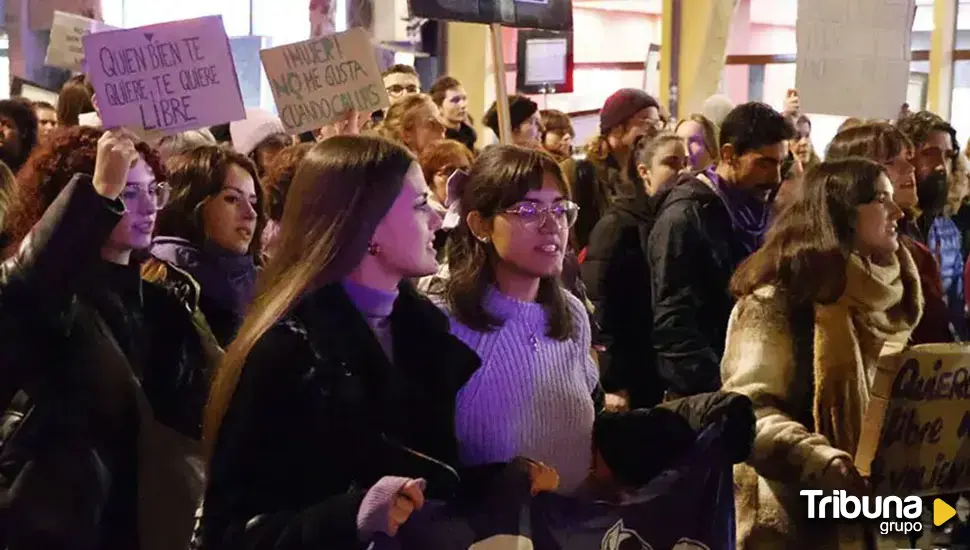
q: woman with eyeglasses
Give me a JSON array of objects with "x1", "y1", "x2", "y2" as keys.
[
  {"x1": 144, "y1": 146, "x2": 265, "y2": 347},
  {"x1": 376, "y1": 94, "x2": 446, "y2": 158},
  {"x1": 433, "y1": 145, "x2": 599, "y2": 491},
  {"x1": 0, "y1": 125, "x2": 219, "y2": 549}
]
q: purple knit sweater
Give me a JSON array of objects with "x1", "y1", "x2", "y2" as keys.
[{"x1": 436, "y1": 287, "x2": 599, "y2": 492}]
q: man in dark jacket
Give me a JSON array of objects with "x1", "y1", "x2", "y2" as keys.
[{"x1": 648, "y1": 102, "x2": 794, "y2": 398}]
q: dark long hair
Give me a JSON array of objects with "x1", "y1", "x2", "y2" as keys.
[
  {"x1": 730, "y1": 158, "x2": 886, "y2": 306},
  {"x1": 4, "y1": 126, "x2": 163, "y2": 257},
  {"x1": 443, "y1": 145, "x2": 574, "y2": 340},
  {"x1": 204, "y1": 135, "x2": 415, "y2": 453},
  {"x1": 56, "y1": 75, "x2": 95, "y2": 126},
  {"x1": 157, "y1": 145, "x2": 266, "y2": 260}
]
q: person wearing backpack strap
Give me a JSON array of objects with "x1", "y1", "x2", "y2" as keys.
[{"x1": 561, "y1": 89, "x2": 664, "y2": 250}]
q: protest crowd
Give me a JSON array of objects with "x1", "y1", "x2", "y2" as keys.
[{"x1": 3, "y1": 2, "x2": 970, "y2": 550}]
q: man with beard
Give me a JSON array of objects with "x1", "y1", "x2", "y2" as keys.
[
  {"x1": 0, "y1": 98, "x2": 38, "y2": 174},
  {"x1": 898, "y1": 111, "x2": 965, "y2": 339},
  {"x1": 648, "y1": 102, "x2": 794, "y2": 398}
]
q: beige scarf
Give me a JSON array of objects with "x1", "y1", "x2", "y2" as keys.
[{"x1": 813, "y1": 245, "x2": 923, "y2": 457}]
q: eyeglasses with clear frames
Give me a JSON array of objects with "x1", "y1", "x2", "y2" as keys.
[
  {"x1": 120, "y1": 181, "x2": 171, "y2": 209},
  {"x1": 502, "y1": 200, "x2": 580, "y2": 229}
]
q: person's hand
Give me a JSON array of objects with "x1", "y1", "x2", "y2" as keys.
[
  {"x1": 820, "y1": 457, "x2": 867, "y2": 494},
  {"x1": 783, "y1": 89, "x2": 800, "y2": 116},
  {"x1": 316, "y1": 109, "x2": 362, "y2": 141},
  {"x1": 386, "y1": 478, "x2": 425, "y2": 536},
  {"x1": 524, "y1": 459, "x2": 560, "y2": 496},
  {"x1": 604, "y1": 392, "x2": 630, "y2": 413},
  {"x1": 92, "y1": 129, "x2": 140, "y2": 200}
]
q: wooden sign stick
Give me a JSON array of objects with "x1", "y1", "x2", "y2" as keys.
[{"x1": 489, "y1": 23, "x2": 512, "y2": 145}]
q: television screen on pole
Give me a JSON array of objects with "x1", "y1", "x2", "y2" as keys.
[{"x1": 408, "y1": 0, "x2": 572, "y2": 31}]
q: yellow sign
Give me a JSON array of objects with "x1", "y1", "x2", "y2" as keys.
[
  {"x1": 855, "y1": 343, "x2": 970, "y2": 496},
  {"x1": 935, "y1": 498, "x2": 956, "y2": 526}
]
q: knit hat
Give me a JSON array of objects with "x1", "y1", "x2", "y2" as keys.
[
  {"x1": 230, "y1": 108, "x2": 287, "y2": 156},
  {"x1": 599, "y1": 89, "x2": 659, "y2": 135},
  {"x1": 483, "y1": 95, "x2": 539, "y2": 137}
]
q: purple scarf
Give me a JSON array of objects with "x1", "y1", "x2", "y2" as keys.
[
  {"x1": 704, "y1": 167, "x2": 772, "y2": 255},
  {"x1": 150, "y1": 236, "x2": 257, "y2": 316}
]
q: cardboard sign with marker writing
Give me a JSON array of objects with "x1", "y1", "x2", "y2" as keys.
[
  {"x1": 856, "y1": 343, "x2": 970, "y2": 496},
  {"x1": 82, "y1": 15, "x2": 246, "y2": 135},
  {"x1": 46, "y1": 11, "x2": 115, "y2": 72},
  {"x1": 260, "y1": 28, "x2": 389, "y2": 135}
]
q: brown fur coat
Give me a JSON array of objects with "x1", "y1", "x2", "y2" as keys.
[{"x1": 721, "y1": 247, "x2": 923, "y2": 550}]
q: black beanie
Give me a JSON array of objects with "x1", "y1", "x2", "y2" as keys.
[
  {"x1": 600, "y1": 88, "x2": 659, "y2": 135},
  {"x1": 483, "y1": 94, "x2": 539, "y2": 137}
]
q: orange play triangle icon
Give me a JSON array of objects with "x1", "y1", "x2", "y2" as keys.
[{"x1": 935, "y1": 498, "x2": 957, "y2": 526}]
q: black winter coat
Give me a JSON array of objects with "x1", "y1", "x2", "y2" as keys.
[
  {"x1": 0, "y1": 175, "x2": 219, "y2": 550},
  {"x1": 201, "y1": 282, "x2": 481, "y2": 550},
  {"x1": 582, "y1": 193, "x2": 663, "y2": 408},
  {"x1": 647, "y1": 175, "x2": 747, "y2": 398}
]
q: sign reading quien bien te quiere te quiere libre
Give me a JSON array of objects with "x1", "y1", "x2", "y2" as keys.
[
  {"x1": 82, "y1": 15, "x2": 246, "y2": 135},
  {"x1": 259, "y1": 27, "x2": 390, "y2": 135}
]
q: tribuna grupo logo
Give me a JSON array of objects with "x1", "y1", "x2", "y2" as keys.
[{"x1": 801, "y1": 490, "x2": 923, "y2": 535}]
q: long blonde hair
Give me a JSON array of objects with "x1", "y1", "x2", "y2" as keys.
[{"x1": 203, "y1": 135, "x2": 415, "y2": 455}]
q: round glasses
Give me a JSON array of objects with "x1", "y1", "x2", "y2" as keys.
[
  {"x1": 120, "y1": 181, "x2": 170, "y2": 209},
  {"x1": 502, "y1": 200, "x2": 580, "y2": 229}
]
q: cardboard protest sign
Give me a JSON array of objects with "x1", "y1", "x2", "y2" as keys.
[
  {"x1": 856, "y1": 343, "x2": 970, "y2": 496},
  {"x1": 373, "y1": 424, "x2": 734, "y2": 550},
  {"x1": 259, "y1": 28, "x2": 389, "y2": 135},
  {"x1": 46, "y1": 11, "x2": 115, "y2": 72},
  {"x1": 795, "y1": 0, "x2": 915, "y2": 119},
  {"x1": 82, "y1": 16, "x2": 246, "y2": 135}
]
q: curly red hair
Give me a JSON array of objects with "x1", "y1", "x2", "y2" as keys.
[{"x1": 4, "y1": 126, "x2": 165, "y2": 255}]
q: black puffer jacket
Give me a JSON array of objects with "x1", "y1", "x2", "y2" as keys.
[
  {"x1": 647, "y1": 175, "x2": 746, "y2": 398},
  {"x1": 582, "y1": 192, "x2": 663, "y2": 408},
  {"x1": 0, "y1": 175, "x2": 219, "y2": 550}
]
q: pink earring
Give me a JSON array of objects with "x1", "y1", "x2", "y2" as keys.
[{"x1": 368, "y1": 242, "x2": 381, "y2": 256}]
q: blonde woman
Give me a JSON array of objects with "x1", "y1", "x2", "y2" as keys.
[{"x1": 377, "y1": 93, "x2": 446, "y2": 157}]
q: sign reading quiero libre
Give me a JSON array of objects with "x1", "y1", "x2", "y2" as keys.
[{"x1": 856, "y1": 343, "x2": 970, "y2": 496}]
